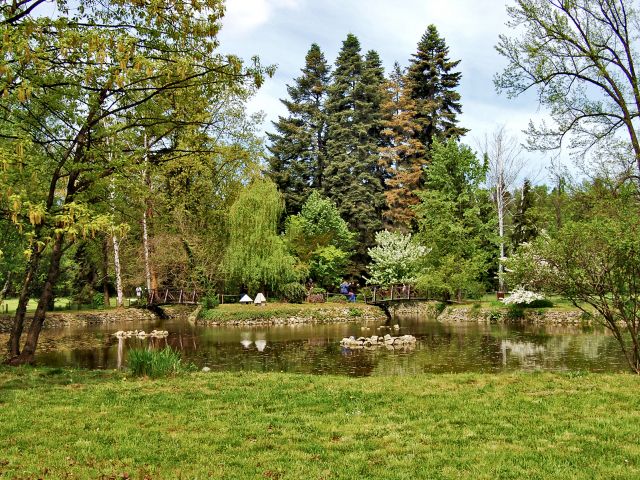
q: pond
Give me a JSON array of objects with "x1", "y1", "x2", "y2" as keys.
[{"x1": 24, "y1": 313, "x2": 629, "y2": 376}]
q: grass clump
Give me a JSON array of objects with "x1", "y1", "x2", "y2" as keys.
[{"x1": 128, "y1": 347, "x2": 184, "y2": 378}]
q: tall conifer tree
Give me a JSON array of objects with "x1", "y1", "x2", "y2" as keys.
[
  {"x1": 379, "y1": 63, "x2": 426, "y2": 232},
  {"x1": 267, "y1": 44, "x2": 331, "y2": 215},
  {"x1": 407, "y1": 25, "x2": 467, "y2": 149},
  {"x1": 323, "y1": 34, "x2": 385, "y2": 272}
]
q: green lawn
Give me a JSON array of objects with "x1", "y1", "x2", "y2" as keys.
[
  {"x1": 1, "y1": 368, "x2": 638, "y2": 479},
  {"x1": 0, "y1": 297, "x2": 139, "y2": 315},
  {"x1": 198, "y1": 301, "x2": 381, "y2": 322}
]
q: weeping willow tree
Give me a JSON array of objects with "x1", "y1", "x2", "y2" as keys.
[{"x1": 225, "y1": 178, "x2": 299, "y2": 293}]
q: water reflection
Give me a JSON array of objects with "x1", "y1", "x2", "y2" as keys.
[{"x1": 29, "y1": 314, "x2": 628, "y2": 376}]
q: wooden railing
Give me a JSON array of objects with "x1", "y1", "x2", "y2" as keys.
[{"x1": 147, "y1": 289, "x2": 200, "y2": 306}]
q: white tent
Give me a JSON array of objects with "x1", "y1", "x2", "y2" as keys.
[
  {"x1": 254, "y1": 292, "x2": 267, "y2": 305},
  {"x1": 239, "y1": 294, "x2": 253, "y2": 304}
]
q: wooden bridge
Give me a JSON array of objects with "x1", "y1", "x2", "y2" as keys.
[
  {"x1": 147, "y1": 289, "x2": 201, "y2": 306},
  {"x1": 365, "y1": 284, "x2": 433, "y2": 318}
]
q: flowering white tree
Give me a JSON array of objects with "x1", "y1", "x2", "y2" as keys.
[
  {"x1": 367, "y1": 231, "x2": 429, "y2": 285},
  {"x1": 502, "y1": 286, "x2": 543, "y2": 305}
]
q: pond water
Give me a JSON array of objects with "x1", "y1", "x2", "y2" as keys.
[{"x1": 25, "y1": 313, "x2": 629, "y2": 376}]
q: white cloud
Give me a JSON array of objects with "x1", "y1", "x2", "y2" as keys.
[{"x1": 222, "y1": 0, "x2": 300, "y2": 35}]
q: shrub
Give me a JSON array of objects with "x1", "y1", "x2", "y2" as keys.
[
  {"x1": 348, "y1": 307, "x2": 362, "y2": 317},
  {"x1": 435, "y1": 302, "x2": 447, "y2": 315},
  {"x1": 128, "y1": 347, "x2": 183, "y2": 378},
  {"x1": 524, "y1": 298, "x2": 554, "y2": 308},
  {"x1": 327, "y1": 295, "x2": 346, "y2": 303},
  {"x1": 505, "y1": 304, "x2": 525, "y2": 320},
  {"x1": 279, "y1": 282, "x2": 307, "y2": 304},
  {"x1": 503, "y1": 286, "x2": 543, "y2": 305},
  {"x1": 202, "y1": 294, "x2": 220, "y2": 309},
  {"x1": 310, "y1": 287, "x2": 327, "y2": 295},
  {"x1": 92, "y1": 292, "x2": 105, "y2": 308}
]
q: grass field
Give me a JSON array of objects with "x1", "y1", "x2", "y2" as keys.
[
  {"x1": 1, "y1": 368, "x2": 638, "y2": 479},
  {"x1": 0, "y1": 297, "x2": 140, "y2": 315},
  {"x1": 198, "y1": 301, "x2": 382, "y2": 322}
]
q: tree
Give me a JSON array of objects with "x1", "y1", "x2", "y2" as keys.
[
  {"x1": 323, "y1": 34, "x2": 385, "y2": 271},
  {"x1": 285, "y1": 191, "x2": 354, "y2": 290},
  {"x1": 367, "y1": 230, "x2": 428, "y2": 286},
  {"x1": 481, "y1": 126, "x2": 525, "y2": 292},
  {"x1": 225, "y1": 178, "x2": 298, "y2": 293},
  {"x1": 1, "y1": 0, "x2": 269, "y2": 364},
  {"x1": 414, "y1": 140, "x2": 495, "y2": 300},
  {"x1": 407, "y1": 25, "x2": 468, "y2": 150},
  {"x1": 511, "y1": 179, "x2": 539, "y2": 249},
  {"x1": 495, "y1": 0, "x2": 640, "y2": 177},
  {"x1": 379, "y1": 63, "x2": 426, "y2": 232},
  {"x1": 506, "y1": 183, "x2": 640, "y2": 373},
  {"x1": 267, "y1": 44, "x2": 331, "y2": 215}
]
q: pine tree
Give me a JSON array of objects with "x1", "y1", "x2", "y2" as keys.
[
  {"x1": 379, "y1": 63, "x2": 426, "y2": 232},
  {"x1": 511, "y1": 179, "x2": 538, "y2": 249},
  {"x1": 267, "y1": 44, "x2": 331, "y2": 215},
  {"x1": 407, "y1": 25, "x2": 468, "y2": 149},
  {"x1": 323, "y1": 34, "x2": 386, "y2": 272}
]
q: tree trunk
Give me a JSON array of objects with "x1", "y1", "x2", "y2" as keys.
[
  {"x1": 7, "y1": 248, "x2": 40, "y2": 358},
  {"x1": 0, "y1": 272, "x2": 10, "y2": 305},
  {"x1": 112, "y1": 233, "x2": 124, "y2": 307},
  {"x1": 101, "y1": 236, "x2": 110, "y2": 308},
  {"x1": 9, "y1": 233, "x2": 65, "y2": 365}
]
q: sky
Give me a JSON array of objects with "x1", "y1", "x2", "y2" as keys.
[{"x1": 218, "y1": 0, "x2": 556, "y2": 181}]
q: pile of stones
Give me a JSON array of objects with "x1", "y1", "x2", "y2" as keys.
[
  {"x1": 113, "y1": 329, "x2": 169, "y2": 338},
  {"x1": 340, "y1": 334, "x2": 417, "y2": 350}
]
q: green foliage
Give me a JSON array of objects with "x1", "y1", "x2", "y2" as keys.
[
  {"x1": 347, "y1": 307, "x2": 362, "y2": 317},
  {"x1": 524, "y1": 299, "x2": 554, "y2": 309},
  {"x1": 202, "y1": 294, "x2": 220, "y2": 310},
  {"x1": 285, "y1": 192, "x2": 354, "y2": 289},
  {"x1": 323, "y1": 34, "x2": 385, "y2": 268},
  {"x1": 407, "y1": 25, "x2": 467, "y2": 148},
  {"x1": 367, "y1": 230, "x2": 428, "y2": 285},
  {"x1": 511, "y1": 179, "x2": 539, "y2": 250},
  {"x1": 267, "y1": 44, "x2": 331, "y2": 215},
  {"x1": 414, "y1": 140, "x2": 495, "y2": 300},
  {"x1": 225, "y1": 178, "x2": 299, "y2": 292},
  {"x1": 505, "y1": 304, "x2": 525, "y2": 321},
  {"x1": 92, "y1": 293, "x2": 105, "y2": 308},
  {"x1": 128, "y1": 348, "x2": 184, "y2": 378},
  {"x1": 506, "y1": 183, "x2": 640, "y2": 372},
  {"x1": 279, "y1": 282, "x2": 307, "y2": 304}
]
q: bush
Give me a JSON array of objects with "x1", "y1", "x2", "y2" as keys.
[
  {"x1": 128, "y1": 347, "x2": 184, "y2": 378},
  {"x1": 524, "y1": 298, "x2": 554, "y2": 308},
  {"x1": 279, "y1": 282, "x2": 307, "y2": 303},
  {"x1": 435, "y1": 302, "x2": 447, "y2": 315},
  {"x1": 92, "y1": 292, "x2": 105, "y2": 308},
  {"x1": 505, "y1": 304, "x2": 525, "y2": 320},
  {"x1": 310, "y1": 287, "x2": 327, "y2": 295},
  {"x1": 348, "y1": 307, "x2": 362, "y2": 317},
  {"x1": 202, "y1": 293, "x2": 220, "y2": 309}
]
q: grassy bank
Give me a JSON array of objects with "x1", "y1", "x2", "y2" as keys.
[
  {"x1": 1, "y1": 368, "x2": 639, "y2": 479},
  {"x1": 198, "y1": 301, "x2": 384, "y2": 323}
]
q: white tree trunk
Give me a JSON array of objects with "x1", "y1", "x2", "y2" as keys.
[
  {"x1": 142, "y1": 208, "x2": 152, "y2": 293},
  {"x1": 112, "y1": 234, "x2": 124, "y2": 307},
  {"x1": 142, "y1": 132, "x2": 152, "y2": 293}
]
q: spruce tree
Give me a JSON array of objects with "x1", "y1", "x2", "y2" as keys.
[
  {"x1": 267, "y1": 44, "x2": 331, "y2": 215},
  {"x1": 407, "y1": 25, "x2": 468, "y2": 149},
  {"x1": 379, "y1": 63, "x2": 426, "y2": 232},
  {"x1": 323, "y1": 34, "x2": 386, "y2": 272},
  {"x1": 511, "y1": 179, "x2": 538, "y2": 249}
]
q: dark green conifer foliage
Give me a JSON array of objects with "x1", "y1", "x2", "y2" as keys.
[
  {"x1": 407, "y1": 25, "x2": 468, "y2": 149},
  {"x1": 323, "y1": 34, "x2": 386, "y2": 272},
  {"x1": 511, "y1": 179, "x2": 539, "y2": 249},
  {"x1": 267, "y1": 44, "x2": 331, "y2": 215}
]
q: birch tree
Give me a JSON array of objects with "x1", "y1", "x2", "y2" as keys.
[{"x1": 482, "y1": 126, "x2": 525, "y2": 293}]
